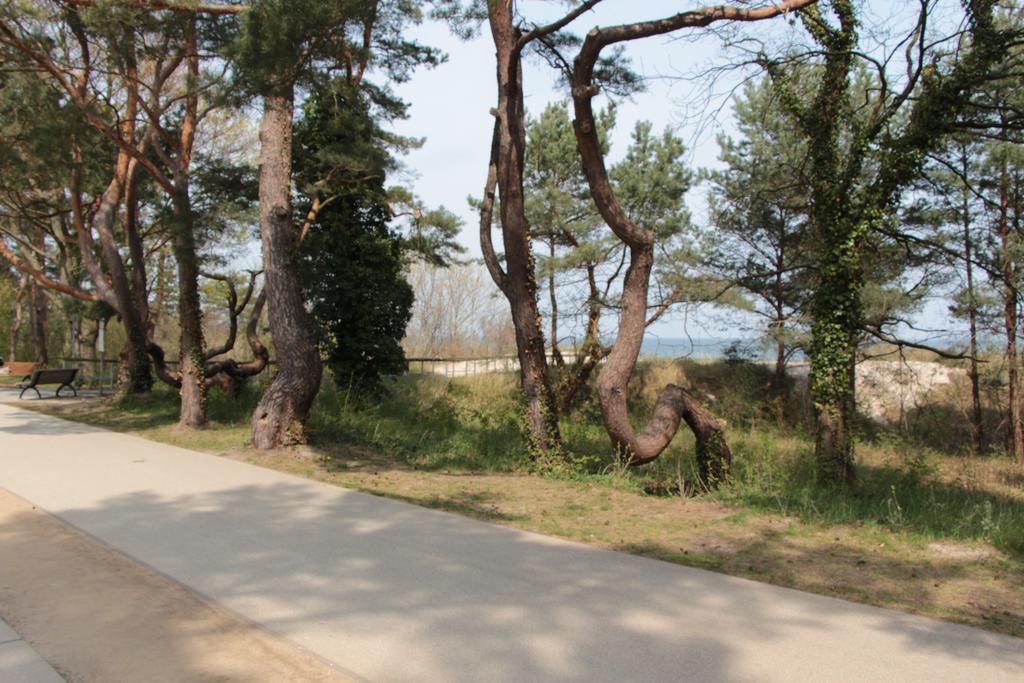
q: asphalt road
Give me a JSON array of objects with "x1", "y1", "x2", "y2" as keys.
[{"x1": 0, "y1": 400, "x2": 1021, "y2": 682}]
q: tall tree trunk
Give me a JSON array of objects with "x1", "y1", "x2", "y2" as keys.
[
  {"x1": 172, "y1": 21, "x2": 208, "y2": 430},
  {"x1": 809, "y1": 258, "x2": 859, "y2": 485},
  {"x1": 251, "y1": 90, "x2": 323, "y2": 448},
  {"x1": 28, "y1": 279, "x2": 48, "y2": 366},
  {"x1": 963, "y1": 158, "x2": 984, "y2": 453},
  {"x1": 772, "y1": 262, "x2": 788, "y2": 426},
  {"x1": 70, "y1": 313, "x2": 81, "y2": 361},
  {"x1": 10, "y1": 274, "x2": 27, "y2": 361},
  {"x1": 548, "y1": 236, "x2": 563, "y2": 366},
  {"x1": 70, "y1": 141, "x2": 152, "y2": 394},
  {"x1": 480, "y1": 4, "x2": 562, "y2": 460},
  {"x1": 999, "y1": 163, "x2": 1023, "y2": 461},
  {"x1": 28, "y1": 228, "x2": 48, "y2": 366},
  {"x1": 173, "y1": 190, "x2": 207, "y2": 429}
]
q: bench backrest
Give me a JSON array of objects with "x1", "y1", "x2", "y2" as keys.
[
  {"x1": 28, "y1": 368, "x2": 79, "y2": 385},
  {"x1": 8, "y1": 361, "x2": 37, "y2": 376}
]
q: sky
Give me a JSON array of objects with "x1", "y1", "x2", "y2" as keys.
[
  {"x1": 391, "y1": 2, "x2": 755, "y2": 259},
  {"x1": 388, "y1": 1, "x2": 782, "y2": 340},
  {"x1": 384, "y1": 1, "x2": 960, "y2": 344}
]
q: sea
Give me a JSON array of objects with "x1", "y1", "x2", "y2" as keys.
[
  {"x1": 638, "y1": 336, "x2": 783, "y2": 361},
  {"x1": 638, "y1": 332, "x2": 994, "y2": 361}
]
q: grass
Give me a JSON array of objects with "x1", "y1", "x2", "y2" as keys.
[{"x1": 17, "y1": 359, "x2": 1024, "y2": 638}]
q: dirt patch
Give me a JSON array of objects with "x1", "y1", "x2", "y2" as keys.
[
  {"x1": 928, "y1": 542, "x2": 991, "y2": 561},
  {"x1": 0, "y1": 489, "x2": 352, "y2": 683}
]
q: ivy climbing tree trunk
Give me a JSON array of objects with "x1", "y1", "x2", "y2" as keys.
[
  {"x1": 251, "y1": 89, "x2": 323, "y2": 448},
  {"x1": 769, "y1": 0, "x2": 1005, "y2": 482},
  {"x1": 799, "y1": 1, "x2": 860, "y2": 486}
]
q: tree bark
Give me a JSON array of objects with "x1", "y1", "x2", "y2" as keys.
[
  {"x1": 173, "y1": 189, "x2": 207, "y2": 428},
  {"x1": 9, "y1": 274, "x2": 27, "y2": 361},
  {"x1": 556, "y1": 262, "x2": 608, "y2": 412},
  {"x1": 251, "y1": 90, "x2": 323, "y2": 449},
  {"x1": 28, "y1": 279, "x2": 48, "y2": 366},
  {"x1": 482, "y1": 4, "x2": 562, "y2": 460},
  {"x1": 70, "y1": 137, "x2": 152, "y2": 394},
  {"x1": 25, "y1": 226, "x2": 49, "y2": 366},
  {"x1": 962, "y1": 152, "x2": 984, "y2": 453},
  {"x1": 548, "y1": 236, "x2": 563, "y2": 366},
  {"x1": 998, "y1": 162, "x2": 1023, "y2": 461},
  {"x1": 171, "y1": 21, "x2": 208, "y2": 430},
  {"x1": 571, "y1": 45, "x2": 731, "y2": 486}
]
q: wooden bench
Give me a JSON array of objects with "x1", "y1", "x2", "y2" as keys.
[
  {"x1": 4, "y1": 361, "x2": 37, "y2": 377},
  {"x1": 18, "y1": 368, "x2": 79, "y2": 399}
]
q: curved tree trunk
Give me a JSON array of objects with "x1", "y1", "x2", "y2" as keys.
[
  {"x1": 251, "y1": 91, "x2": 323, "y2": 449},
  {"x1": 70, "y1": 135, "x2": 152, "y2": 395},
  {"x1": 592, "y1": 244, "x2": 731, "y2": 487},
  {"x1": 206, "y1": 288, "x2": 270, "y2": 398},
  {"x1": 571, "y1": 50, "x2": 731, "y2": 486}
]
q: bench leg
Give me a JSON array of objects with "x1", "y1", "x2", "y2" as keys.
[
  {"x1": 19, "y1": 387, "x2": 41, "y2": 400},
  {"x1": 56, "y1": 384, "x2": 77, "y2": 398}
]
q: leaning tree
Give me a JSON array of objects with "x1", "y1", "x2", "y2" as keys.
[{"x1": 229, "y1": 0, "x2": 441, "y2": 448}]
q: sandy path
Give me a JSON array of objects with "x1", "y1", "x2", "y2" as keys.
[{"x1": 0, "y1": 488, "x2": 352, "y2": 683}]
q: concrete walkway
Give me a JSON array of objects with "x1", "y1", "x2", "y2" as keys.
[
  {"x1": 0, "y1": 402, "x2": 1021, "y2": 682},
  {"x1": 0, "y1": 618, "x2": 64, "y2": 683}
]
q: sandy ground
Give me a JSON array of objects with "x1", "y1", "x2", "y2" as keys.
[{"x1": 0, "y1": 488, "x2": 352, "y2": 683}]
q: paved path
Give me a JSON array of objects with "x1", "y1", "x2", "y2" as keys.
[
  {"x1": 0, "y1": 618, "x2": 64, "y2": 683},
  {"x1": 0, "y1": 402, "x2": 1021, "y2": 682}
]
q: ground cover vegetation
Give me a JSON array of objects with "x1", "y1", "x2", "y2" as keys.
[{"x1": 4, "y1": 0, "x2": 1024, "y2": 637}]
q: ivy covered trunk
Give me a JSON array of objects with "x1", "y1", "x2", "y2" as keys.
[
  {"x1": 251, "y1": 91, "x2": 323, "y2": 449},
  {"x1": 809, "y1": 232, "x2": 860, "y2": 485}
]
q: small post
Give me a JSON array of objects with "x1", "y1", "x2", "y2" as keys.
[{"x1": 97, "y1": 318, "x2": 106, "y2": 396}]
